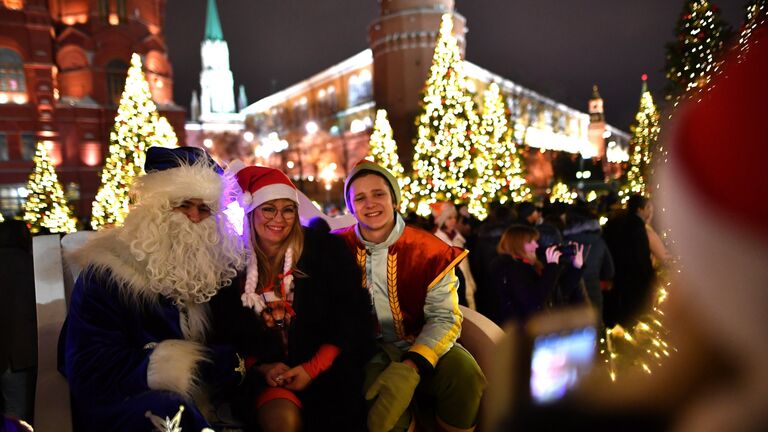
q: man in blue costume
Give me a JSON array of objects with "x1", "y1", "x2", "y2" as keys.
[{"x1": 59, "y1": 147, "x2": 246, "y2": 431}]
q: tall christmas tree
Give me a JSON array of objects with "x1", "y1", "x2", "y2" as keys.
[
  {"x1": 367, "y1": 109, "x2": 410, "y2": 210},
  {"x1": 620, "y1": 75, "x2": 660, "y2": 201},
  {"x1": 473, "y1": 82, "x2": 530, "y2": 217},
  {"x1": 91, "y1": 53, "x2": 178, "y2": 230},
  {"x1": 664, "y1": 0, "x2": 732, "y2": 101},
  {"x1": 23, "y1": 141, "x2": 77, "y2": 233},
  {"x1": 409, "y1": 14, "x2": 481, "y2": 217}
]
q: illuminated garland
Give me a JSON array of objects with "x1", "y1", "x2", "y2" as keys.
[
  {"x1": 620, "y1": 76, "x2": 660, "y2": 202},
  {"x1": 471, "y1": 82, "x2": 530, "y2": 219},
  {"x1": 22, "y1": 141, "x2": 77, "y2": 233},
  {"x1": 601, "y1": 264, "x2": 676, "y2": 380},
  {"x1": 736, "y1": 0, "x2": 767, "y2": 61},
  {"x1": 408, "y1": 14, "x2": 481, "y2": 217},
  {"x1": 91, "y1": 53, "x2": 178, "y2": 230},
  {"x1": 367, "y1": 109, "x2": 410, "y2": 211}
]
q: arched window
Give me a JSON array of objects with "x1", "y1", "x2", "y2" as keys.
[
  {"x1": 105, "y1": 59, "x2": 128, "y2": 105},
  {"x1": 0, "y1": 48, "x2": 27, "y2": 104}
]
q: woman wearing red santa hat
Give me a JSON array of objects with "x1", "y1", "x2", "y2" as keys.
[{"x1": 211, "y1": 165, "x2": 375, "y2": 431}]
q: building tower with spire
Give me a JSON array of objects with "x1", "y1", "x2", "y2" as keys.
[
  {"x1": 587, "y1": 84, "x2": 607, "y2": 159},
  {"x1": 199, "y1": 0, "x2": 237, "y2": 119},
  {"x1": 368, "y1": 0, "x2": 467, "y2": 170}
]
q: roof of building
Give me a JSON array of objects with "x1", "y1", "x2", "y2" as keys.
[{"x1": 204, "y1": 0, "x2": 224, "y2": 41}]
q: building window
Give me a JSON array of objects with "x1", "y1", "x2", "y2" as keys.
[
  {"x1": 20, "y1": 133, "x2": 36, "y2": 160},
  {"x1": 105, "y1": 59, "x2": 128, "y2": 105},
  {"x1": 0, "y1": 133, "x2": 7, "y2": 161},
  {"x1": 0, "y1": 184, "x2": 27, "y2": 218},
  {"x1": 347, "y1": 70, "x2": 372, "y2": 107},
  {"x1": 0, "y1": 48, "x2": 27, "y2": 104}
]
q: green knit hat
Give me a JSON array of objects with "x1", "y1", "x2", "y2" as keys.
[{"x1": 344, "y1": 159, "x2": 401, "y2": 211}]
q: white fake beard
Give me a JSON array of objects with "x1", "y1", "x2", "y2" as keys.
[{"x1": 123, "y1": 208, "x2": 245, "y2": 305}]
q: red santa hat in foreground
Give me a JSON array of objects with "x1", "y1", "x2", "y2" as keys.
[
  {"x1": 230, "y1": 162, "x2": 299, "y2": 312},
  {"x1": 657, "y1": 25, "x2": 768, "y2": 431}
]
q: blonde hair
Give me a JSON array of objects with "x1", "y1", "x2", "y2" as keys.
[
  {"x1": 248, "y1": 207, "x2": 304, "y2": 295},
  {"x1": 497, "y1": 224, "x2": 542, "y2": 271}
]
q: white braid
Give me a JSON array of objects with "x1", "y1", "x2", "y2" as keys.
[
  {"x1": 240, "y1": 221, "x2": 265, "y2": 312},
  {"x1": 283, "y1": 247, "x2": 294, "y2": 301}
]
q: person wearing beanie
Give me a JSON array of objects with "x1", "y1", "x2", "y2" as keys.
[
  {"x1": 59, "y1": 146, "x2": 247, "y2": 431},
  {"x1": 210, "y1": 164, "x2": 374, "y2": 431},
  {"x1": 336, "y1": 159, "x2": 486, "y2": 432},
  {"x1": 432, "y1": 201, "x2": 478, "y2": 310}
]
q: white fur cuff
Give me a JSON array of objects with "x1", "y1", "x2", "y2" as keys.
[{"x1": 147, "y1": 339, "x2": 210, "y2": 400}]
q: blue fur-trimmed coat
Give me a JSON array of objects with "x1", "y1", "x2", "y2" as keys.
[{"x1": 58, "y1": 230, "x2": 242, "y2": 432}]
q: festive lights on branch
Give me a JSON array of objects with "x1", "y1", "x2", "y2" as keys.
[
  {"x1": 601, "y1": 265, "x2": 676, "y2": 380},
  {"x1": 23, "y1": 141, "x2": 77, "y2": 233},
  {"x1": 471, "y1": 82, "x2": 530, "y2": 219},
  {"x1": 619, "y1": 75, "x2": 660, "y2": 202},
  {"x1": 408, "y1": 14, "x2": 482, "y2": 217},
  {"x1": 367, "y1": 109, "x2": 410, "y2": 211},
  {"x1": 91, "y1": 53, "x2": 178, "y2": 230}
]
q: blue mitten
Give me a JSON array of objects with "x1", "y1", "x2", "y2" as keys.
[{"x1": 365, "y1": 362, "x2": 420, "y2": 432}]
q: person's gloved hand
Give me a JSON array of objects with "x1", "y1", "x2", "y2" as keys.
[{"x1": 365, "y1": 362, "x2": 420, "y2": 432}]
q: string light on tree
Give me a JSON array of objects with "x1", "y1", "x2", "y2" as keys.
[
  {"x1": 409, "y1": 14, "x2": 481, "y2": 217},
  {"x1": 472, "y1": 82, "x2": 530, "y2": 218},
  {"x1": 367, "y1": 109, "x2": 410, "y2": 211},
  {"x1": 23, "y1": 140, "x2": 77, "y2": 233},
  {"x1": 91, "y1": 53, "x2": 178, "y2": 230},
  {"x1": 620, "y1": 75, "x2": 660, "y2": 202},
  {"x1": 664, "y1": 0, "x2": 732, "y2": 101},
  {"x1": 736, "y1": 0, "x2": 767, "y2": 60}
]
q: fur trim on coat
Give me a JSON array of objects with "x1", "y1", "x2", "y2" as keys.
[{"x1": 147, "y1": 339, "x2": 209, "y2": 401}]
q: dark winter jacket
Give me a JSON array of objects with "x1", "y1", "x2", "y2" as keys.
[
  {"x1": 211, "y1": 227, "x2": 375, "y2": 430},
  {"x1": 563, "y1": 219, "x2": 614, "y2": 313},
  {"x1": 0, "y1": 220, "x2": 37, "y2": 372},
  {"x1": 488, "y1": 255, "x2": 561, "y2": 326}
]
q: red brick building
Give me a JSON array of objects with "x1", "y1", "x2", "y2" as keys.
[{"x1": 0, "y1": 0, "x2": 184, "y2": 221}]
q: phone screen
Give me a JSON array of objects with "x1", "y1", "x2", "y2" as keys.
[{"x1": 529, "y1": 326, "x2": 597, "y2": 404}]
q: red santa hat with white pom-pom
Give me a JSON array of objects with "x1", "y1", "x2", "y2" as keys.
[
  {"x1": 657, "y1": 25, "x2": 768, "y2": 431},
  {"x1": 228, "y1": 161, "x2": 299, "y2": 313}
]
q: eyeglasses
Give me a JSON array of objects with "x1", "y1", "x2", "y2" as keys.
[{"x1": 258, "y1": 205, "x2": 297, "y2": 221}]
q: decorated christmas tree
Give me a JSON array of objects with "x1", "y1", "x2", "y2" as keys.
[
  {"x1": 473, "y1": 82, "x2": 530, "y2": 217},
  {"x1": 620, "y1": 75, "x2": 660, "y2": 201},
  {"x1": 664, "y1": 0, "x2": 732, "y2": 101},
  {"x1": 367, "y1": 109, "x2": 410, "y2": 210},
  {"x1": 409, "y1": 14, "x2": 481, "y2": 217},
  {"x1": 91, "y1": 53, "x2": 178, "y2": 230},
  {"x1": 23, "y1": 141, "x2": 77, "y2": 233}
]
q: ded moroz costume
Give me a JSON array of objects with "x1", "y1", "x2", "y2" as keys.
[{"x1": 59, "y1": 147, "x2": 247, "y2": 431}]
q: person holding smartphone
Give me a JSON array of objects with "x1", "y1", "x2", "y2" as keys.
[{"x1": 489, "y1": 224, "x2": 584, "y2": 326}]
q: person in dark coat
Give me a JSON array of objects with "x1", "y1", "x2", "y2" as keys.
[
  {"x1": 470, "y1": 202, "x2": 515, "y2": 322},
  {"x1": 59, "y1": 147, "x2": 248, "y2": 431},
  {"x1": 601, "y1": 194, "x2": 655, "y2": 327},
  {"x1": 564, "y1": 207, "x2": 614, "y2": 324},
  {"x1": 488, "y1": 224, "x2": 584, "y2": 326},
  {"x1": 213, "y1": 164, "x2": 374, "y2": 432},
  {"x1": 0, "y1": 220, "x2": 37, "y2": 424}
]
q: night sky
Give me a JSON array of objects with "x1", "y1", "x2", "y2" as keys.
[{"x1": 165, "y1": 0, "x2": 745, "y2": 132}]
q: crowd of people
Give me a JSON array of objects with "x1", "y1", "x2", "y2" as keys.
[{"x1": 0, "y1": 149, "x2": 674, "y2": 432}]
